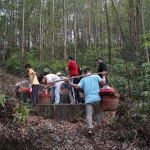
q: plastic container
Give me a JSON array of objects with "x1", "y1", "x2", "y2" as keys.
[{"x1": 39, "y1": 92, "x2": 51, "y2": 104}]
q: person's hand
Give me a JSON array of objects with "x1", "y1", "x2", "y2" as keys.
[
  {"x1": 42, "y1": 87, "x2": 47, "y2": 92},
  {"x1": 101, "y1": 71, "x2": 107, "y2": 76},
  {"x1": 60, "y1": 90, "x2": 63, "y2": 94}
]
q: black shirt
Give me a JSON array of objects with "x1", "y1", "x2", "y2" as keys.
[{"x1": 97, "y1": 62, "x2": 108, "y2": 82}]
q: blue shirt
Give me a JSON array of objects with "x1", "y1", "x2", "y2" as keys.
[{"x1": 78, "y1": 75, "x2": 102, "y2": 104}]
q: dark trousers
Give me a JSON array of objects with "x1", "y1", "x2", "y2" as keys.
[
  {"x1": 71, "y1": 77, "x2": 80, "y2": 103},
  {"x1": 32, "y1": 85, "x2": 39, "y2": 104}
]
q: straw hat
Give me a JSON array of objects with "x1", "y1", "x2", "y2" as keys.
[{"x1": 56, "y1": 72, "x2": 62, "y2": 76}]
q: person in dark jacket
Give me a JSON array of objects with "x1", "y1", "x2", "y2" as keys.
[{"x1": 95, "y1": 56, "x2": 108, "y2": 84}]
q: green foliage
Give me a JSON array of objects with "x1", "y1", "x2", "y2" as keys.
[
  {"x1": 5, "y1": 53, "x2": 22, "y2": 73},
  {"x1": 0, "y1": 94, "x2": 6, "y2": 108},
  {"x1": 13, "y1": 103, "x2": 30, "y2": 123}
]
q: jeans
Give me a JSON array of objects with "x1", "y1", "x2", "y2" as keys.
[
  {"x1": 50, "y1": 84, "x2": 62, "y2": 104},
  {"x1": 86, "y1": 100, "x2": 102, "y2": 128}
]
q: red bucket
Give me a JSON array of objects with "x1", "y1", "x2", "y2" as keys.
[
  {"x1": 39, "y1": 92, "x2": 51, "y2": 104},
  {"x1": 21, "y1": 87, "x2": 31, "y2": 92}
]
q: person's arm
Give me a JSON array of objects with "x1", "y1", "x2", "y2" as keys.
[
  {"x1": 100, "y1": 72, "x2": 106, "y2": 85},
  {"x1": 65, "y1": 66, "x2": 69, "y2": 71},
  {"x1": 31, "y1": 72, "x2": 35, "y2": 83},
  {"x1": 65, "y1": 78, "x2": 80, "y2": 89}
]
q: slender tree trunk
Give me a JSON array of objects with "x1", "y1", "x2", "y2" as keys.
[
  {"x1": 88, "y1": 0, "x2": 91, "y2": 46},
  {"x1": 2, "y1": 15, "x2": 7, "y2": 63},
  {"x1": 21, "y1": 0, "x2": 25, "y2": 59},
  {"x1": 39, "y1": 0, "x2": 44, "y2": 61},
  {"x1": 74, "y1": 0, "x2": 77, "y2": 61},
  {"x1": 139, "y1": 0, "x2": 149, "y2": 62},
  {"x1": 27, "y1": 17, "x2": 30, "y2": 51},
  {"x1": 128, "y1": 10, "x2": 134, "y2": 61},
  {"x1": 63, "y1": 0, "x2": 68, "y2": 62},
  {"x1": 99, "y1": 0, "x2": 103, "y2": 50},
  {"x1": 104, "y1": 0, "x2": 111, "y2": 64},
  {"x1": 52, "y1": 0, "x2": 55, "y2": 59},
  {"x1": 9, "y1": 0, "x2": 14, "y2": 57}
]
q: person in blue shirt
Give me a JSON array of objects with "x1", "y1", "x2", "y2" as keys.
[{"x1": 65, "y1": 68, "x2": 106, "y2": 135}]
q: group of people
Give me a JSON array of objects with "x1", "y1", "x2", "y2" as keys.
[{"x1": 25, "y1": 56, "x2": 108, "y2": 134}]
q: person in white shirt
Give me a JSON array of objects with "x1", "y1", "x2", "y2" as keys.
[{"x1": 38, "y1": 74, "x2": 63, "y2": 104}]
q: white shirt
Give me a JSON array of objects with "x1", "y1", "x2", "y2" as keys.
[{"x1": 45, "y1": 74, "x2": 63, "y2": 86}]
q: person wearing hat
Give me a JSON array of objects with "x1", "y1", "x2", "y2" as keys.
[
  {"x1": 65, "y1": 56, "x2": 80, "y2": 104},
  {"x1": 95, "y1": 57, "x2": 108, "y2": 84},
  {"x1": 95, "y1": 57, "x2": 111, "y2": 126}
]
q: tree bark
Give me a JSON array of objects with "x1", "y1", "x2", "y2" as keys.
[
  {"x1": 63, "y1": 0, "x2": 68, "y2": 62},
  {"x1": 74, "y1": 0, "x2": 77, "y2": 61},
  {"x1": 139, "y1": 0, "x2": 149, "y2": 62},
  {"x1": 104, "y1": 0, "x2": 111, "y2": 65},
  {"x1": 39, "y1": 0, "x2": 44, "y2": 61},
  {"x1": 52, "y1": 0, "x2": 55, "y2": 59},
  {"x1": 21, "y1": 0, "x2": 25, "y2": 59}
]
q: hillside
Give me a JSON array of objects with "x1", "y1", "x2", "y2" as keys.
[{"x1": 0, "y1": 67, "x2": 144, "y2": 150}]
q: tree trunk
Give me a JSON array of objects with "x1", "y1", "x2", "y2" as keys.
[
  {"x1": 63, "y1": 0, "x2": 68, "y2": 62},
  {"x1": 99, "y1": 0, "x2": 103, "y2": 50},
  {"x1": 2, "y1": 15, "x2": 7, "y2": 63},
  {"x1": 139, "y1": 0, "x2": 149, "y2": 62},
  {"x1": 104, "y1": 0, "x2": 111, "y2": 64},
  {"x1": 39, "y1": 0, "x2": 44, "y2": 61},
  {"x1": 21, "y1": 0, "x2": 25, "y2": 59},
  {"x1": 88, "y1": 0, "x2": 91, "y2": 47},
  {"x1": 52, "y1": 0, "x2": 55, "y2": 59},
  {"x1": 74, "y1": 0, "x2": 77, "y2": 61}
]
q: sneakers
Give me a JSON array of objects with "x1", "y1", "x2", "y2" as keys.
[{"x1": 88, "y1": 128, "x2": 93, "y2": 135}]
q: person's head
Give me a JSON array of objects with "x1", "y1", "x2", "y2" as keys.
[
  {"x1": 56, "y1": 72, "x2": 62, "y2": 77},
  {"x1": 95, "y1": 57, "x2": 103, "y2": 63},
  {"x1": 25, "y1": 64, "x2": 31, "y2": 72},
  {"x1": 83, "y1": 68, "x2": 91, "y2": 75},
  {"x1": 38, "y1": 76, "x2": 47, "y2": 84},
  {"x1": 67, "y1": 56, "x2": 74, "y2": 62}
]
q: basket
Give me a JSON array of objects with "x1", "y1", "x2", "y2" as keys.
[
  {"x1": 39, "y1": 92, "x2": 51, "y2": 104},
  {"x1": 100, "y1": 93, "x2": 120, "y2": 111}
]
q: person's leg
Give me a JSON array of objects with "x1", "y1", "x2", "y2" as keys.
[
  {"x1": 70, "y1": 78, "x2": 75, "y2": 103},
  {"x1": 69, "y1": 90, "x2": 74, "y2": 104},
  {"x1": 73, "y1": 78, "x2": 80, "y2": 103},
  {"x1": 54, "y1": 84, "x2": 61, "y2": 104},
  {"x1": 50, "y1": 87, "x2": 55, "y2": 104},
  {"x1": 35, "y1": 85, "x2": 39, "y2": 103},
  {"x1": 86, "y1": 103, "x2": 93, "y2": 129},
  {"x1": 92, "y1": 101, "x2": 102, "y2": 127},
  {"x1": 31, "y1": 85, "x2": 37, "y2": 104}
]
